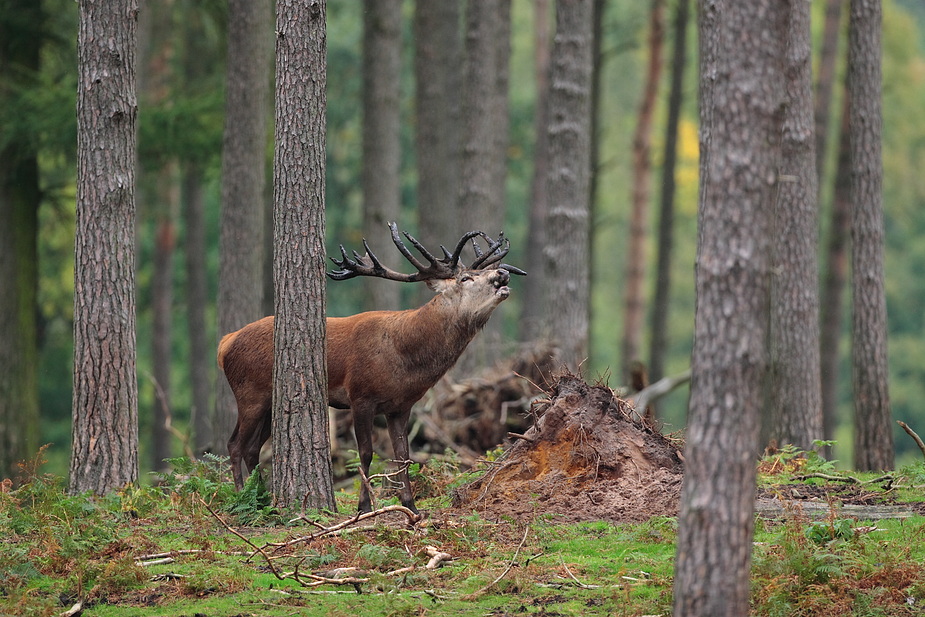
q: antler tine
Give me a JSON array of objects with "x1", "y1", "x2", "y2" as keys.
[
  {"x1": 446, "y1": 230, "x2": 485, "y2": 268},
  {"x1": 470, "y1": 231, "x2": 509, "y2": 270}
]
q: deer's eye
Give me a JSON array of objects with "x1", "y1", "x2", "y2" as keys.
[{"x1": 459, "y1": 274, "x2": 473, "y2": 283}]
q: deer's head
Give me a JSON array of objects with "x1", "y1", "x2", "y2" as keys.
[{"x1": 328, "y1": 224, "x2": 525, "y2": 320}]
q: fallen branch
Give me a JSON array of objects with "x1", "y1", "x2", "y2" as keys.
[
  {"x1": 630, "y1": 369, "x2": 691, "y2": 417},
  {"x1": 795, "y1": 472, "x2": 894, "y2": 486},
  {"x1": 268, "y1": 504, "x2": 421, "y2": 550},
  {"x1": 424, "y1": 546, "x2": 453, "y2": 569},
  {"x1": 59, "y1": 602, "x2": 82, "y2": 617},
  {"x1": 898, "y1": 421, "x2": 925, "y2": 460}
]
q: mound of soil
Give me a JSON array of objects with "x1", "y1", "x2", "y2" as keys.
[{"x1": 451, "y1": 375, "x2": 685, "y2": 523}]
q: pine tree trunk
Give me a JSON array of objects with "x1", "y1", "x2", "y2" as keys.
[
  {"x1": 361, "y1": 0, "x2": 402, "y2": 311},
  {"x1": 768, "y1": 0, "x2": 823, "y2": 451},
  {"x1": 544, "y1": 0, "x2": 594, "y2": 371},
  {"x1": 820, "y1": 98, "x2": 852, "y2": 451},
  {"x1": 814, "y1": 0, "x2": 843, "y2": 184},
  {"x1": 849, "y1": 0, "x2": 893, "y2": 471},
  {"x1": 456, "y1": 0, "x2": 512, "y2": 372},
  {"x1": 673, "y1": 1, "x2": 786, "y2": 614},
  {"x1": 414, "y1": 0, "x2": 462, "y2": 252},
  {"x1": 0, "y1": 0, "x2": 42, "y2": 481},
  {"x1": 182, "y1": 164, "x2": 214, "y2": 454},
  {"x1": 621, "y1": 0, "x2": 664, "y2": 382},
  {"x1": 70, "y1": 0, "x2": 140, "y2": 495},
  {"x1": 216, "y1": 0, "x2": 271, "y2": 449},
  {"x1": 648, "y1": 0, "x2": 690, "y2": 385},
  {"x1": 271, "y1": 0, "x2": 335, "y2": 510},
  {"x1": 520, "y1": 0, "x2": 552, "y2": 342}
]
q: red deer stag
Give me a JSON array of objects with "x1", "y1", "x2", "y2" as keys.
[{"x1": 219, "y1": 223, "x2": 525, "y2": 514}]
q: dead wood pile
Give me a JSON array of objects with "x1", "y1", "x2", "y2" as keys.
[{"x1": 451, "y1": 374, "x2": 685, "y2": 523}]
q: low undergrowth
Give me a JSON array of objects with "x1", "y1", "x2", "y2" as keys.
[{"x1": 2, "y1": 450, "x2": 925, "y2": 616}]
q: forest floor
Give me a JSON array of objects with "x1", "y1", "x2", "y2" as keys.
[{"x1": 4, "y1": 373, "x2": 925, "y2": 616}]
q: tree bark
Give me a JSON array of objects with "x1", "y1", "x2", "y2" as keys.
[
  {"x1": 361, "y1": 0, "x2": 402, "y2": 311},
  {"x1": 815, "y1": 0, "x2": 844, "y2": 185},
  {"x1": 456, "y1": 0, "x2": 512, "y2": 372},
  {"x1": 0, "y1": 0, "x2": 43, "y2": 481},
  {"x1": 820, "y1": 97, "x2": 852, "y2": 451},
  {"x1": 69, "y1": 0, "x2": 140, "y2": 494},
  {"x1": 216, "y1": 0, "x2": 271, "y2": 449},
  {"x1": 414, "y1": 0, "x2": 462, "y2": 257},
  {"x1": 621, "y1": 0, "x2": 664, "y2": 382},
  {"x1": 519, "y1": 0, "x2": 552, "y2": 342},
  {"x1": 768, "y1": 0, "x2": 823, "y2": 451},
  {"x1": 648, "y1": 0, "x2": 690, "y2": 385},
  {"x1": 817, "y1": 0, "x2": 846, "y2": 453},
  {"x1": 673, "y1": 1, "x2": 786, "y2": 615},
  {"x1": 849, "y1": 0, "x2": 893, "y2": 471},
  {"x1": 543, "y1": 0, "x2": 594, "y2": 372},
  {"x1": 272, "y1": 0, "x2": 335, "y2": 510},
  {"x1": 182, "y1": 164, "x2": 213, "y2": 454}
]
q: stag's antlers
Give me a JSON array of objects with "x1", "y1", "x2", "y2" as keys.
[{"x1": 327, "y1": 222, "x2": 525, "y2": 282}]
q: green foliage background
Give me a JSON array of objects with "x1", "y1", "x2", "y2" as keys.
[{"x1": 7, "y1": 0, "x2": 925, "y2": 475}]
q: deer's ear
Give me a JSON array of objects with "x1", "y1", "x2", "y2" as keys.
[{"x1": 426, "y1": 278, "x2": 453, "y2": 294}]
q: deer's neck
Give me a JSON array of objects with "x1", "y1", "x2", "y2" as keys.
[{"x1": 392, "y1": 296, "x2": 493, "y2": 374}]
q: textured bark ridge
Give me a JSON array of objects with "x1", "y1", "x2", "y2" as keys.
[{"x1": 452, "y1": 375, "x2": 684, "y2": 523}]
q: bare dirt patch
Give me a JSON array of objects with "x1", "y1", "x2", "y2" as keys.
[{"x1": 450, "y1": 375, "x2": 685, "y2": 523}]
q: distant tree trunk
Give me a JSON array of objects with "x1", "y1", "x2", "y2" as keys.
[
  {"x1": 361, "y1": 0, "x2": 402, "y2": 311},
  {"x1": 848, "y1": 0, "x2": 892, "y2": 471},
  {"x1": 457, "y1": 0, "x2": 511, "y2": 371},
  {"x1": 768, "y1": 0, "x2": 823, "y2": 451},
  {"x1": 817, "y1": 0, "x2": 846, "y2": 451},
  {"x1": 815, "y1": 0, "x2": 844, "y2": 184},
  {"x1": 137, "y1": 0, "x2": 177, "y2": 473},
  {"x1": 216, "y1": 0, "x2": 271, "y2": 449},
  {"x1": 520, "y1": 0, "x2": 552, "y2": 342},
  {"x1": 271, "y1": 0, "x2": 335, "y2": 510},
  {"x1": 621, "y1": 0, "x2": 664, "y2": 382},
  {"x1": 648, "y1": 0, "x2": 690, "y2": 386},
  {"x1": 70, "y1": 0, "x2": 140, "y2": 494},
  {"x1": 152, "y1": 170, "x2": 178, "y2": 470},
  {"x1": 544, "y1": 0, "x2": 594, "y2": 372},
  {"x1": 673, "y1": 1, "x2": 786, "y2": 615},
  {"x1": 179, "y1": 8, "x2": 217, "y2": 454},
  {"x1": 820, "y1": 97, "x2": 852, "y2": 450},
  {"x1": 0, "y1": 0, "x2": 43, "y2": 480},
  {"x1": 414, "y1": 0, "x2": 462, "y2": 253},
  {"x1": 182, "y1": 165, "x2": 213, "y2": 454}
]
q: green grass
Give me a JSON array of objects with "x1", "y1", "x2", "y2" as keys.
[{"x1": 3, "y1": 453, "x2": 925, "y2": 616}]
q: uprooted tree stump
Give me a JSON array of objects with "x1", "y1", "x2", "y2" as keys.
[{"x1": 451, "y1": 375, "x2": 685, "y2": 523}]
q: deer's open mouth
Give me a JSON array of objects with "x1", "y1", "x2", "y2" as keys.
[{"x1": 494, "y1": 269, "x2": 511, "y2": 297}]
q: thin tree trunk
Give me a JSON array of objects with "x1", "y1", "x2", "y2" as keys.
[
  {"x1": 361, "y1": 0, "x2": 402, "y2": 311},
  {"x1": 0, "y1": 0, "x2": 42, "y2": 480},
  {"x1": 271, "y1": 0, "x2": 335, "y2": 510},
  {"x1": 820, "y1": 97, "x2": 852, "y2": 451},
  {"x1": 414, "y1": 0, "x2": 462, "y2": 251},
  {"x1": 816, "y1": 0, "x2": 846, "y2": 454},
  {"x1": 673, "y1": 0, "x2": 786, "y2": 614},
  {"x1": 457, "y1": 0, "x2": 512, "y2": 371},
  {"x1": 848, "y1": 0, "x2": 893, "y2": 471},
  {"x1": 648, "y1": 0, "x2": 690, "y2": 386},
  {"x1": 70, "y1": 0, "x2": 140, "y2": 494},
  {"x1": 520, "y1": 0, "x2": 552, "y2": 342},
  {"x1": 621, "y1": 0, "x2": 664, "y2": 382},
  {"x1": 182, "y1": 164, "x2": 213, "y2": 454},
  {"x1": 152, "y1": 165, "x2": 178, "y2": 470},
  {"x1": 216, "y1": 0, "x2": 271, "y2": 450},
  {"x1": 769, "y1": 0, "x2": 823, "y2": 451},
  {"x1": 544, "y1": 0, "x2": 594, "y2": 372}
]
